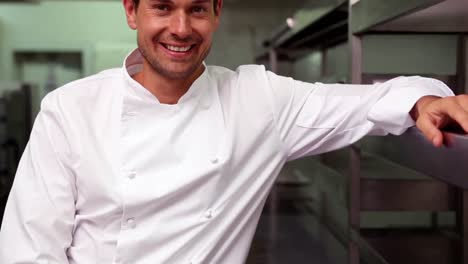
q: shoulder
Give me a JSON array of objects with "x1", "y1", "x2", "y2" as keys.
[
  {"x1": 206, "y1": 64, "x2": 278, "y2": 117},
  {"x1": 206, "y1": 64, "x2": 267, "y2": 81},
  {"x1": 206, "y1": 64, "x2": 271, "y2": 93},
  {"x1": 53, "y1": 68, "x2": 122, "y2": 98},
  {"x1": 41, "y1": 68, "x2": 123, "y2": 111}
]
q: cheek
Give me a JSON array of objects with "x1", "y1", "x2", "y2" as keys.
[
  {"x1": 202, "y1": 33, "x2": 214, "y2": 47},
  {"x1": 198, "y1": 29, "x2": 214, "y2": 43},
  {"x1": 138, "y1": 21, "x2": 164, "y2": 39},
  {"x1": 193, "y1": 21, "x2": 216, "y2": 37}
]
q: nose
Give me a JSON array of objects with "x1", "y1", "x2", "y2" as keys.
[{"x1": 169, "y1": 11, "x2": 192, "y2": 40}]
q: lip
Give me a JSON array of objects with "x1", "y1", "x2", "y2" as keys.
[{"x1": 159, "y1": 43, "x2": 196, "y2": 59}]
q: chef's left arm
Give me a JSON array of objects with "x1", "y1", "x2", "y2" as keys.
[
  {"x1": 257, "y1": 68, "x2": 455, "y2": 160},
  {"x1": 410, "y1": 94, "x2": 468, "y2": 147}
]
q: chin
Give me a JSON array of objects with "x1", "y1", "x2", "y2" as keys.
[
  {"x1": 159, "y1": 67, "x2": 197, "y2": 80},
  {"x1": 158, "y1": 62, "x2": 202, "y2": 80}
]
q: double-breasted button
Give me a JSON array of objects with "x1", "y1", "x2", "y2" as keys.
[
  {"x1": 205, "y1": 209, "x2": 213, "y2": 219},
  {"x1": 126, "y1": 218, "x2": 136, "y2": 229},
  {"x1": 128, "y1": 170, "x2": 137, "y2": 179}
]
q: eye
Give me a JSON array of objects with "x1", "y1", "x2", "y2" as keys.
[
  {"x1": 191, "y1": 6, "x2": 207, "y2": 14},
  {"x1": 154, "y1": 4, "x2": 170, "y2": 12}
]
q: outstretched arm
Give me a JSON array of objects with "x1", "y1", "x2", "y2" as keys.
[{"x1": 261, "y1": 69, "x2": 453, "y2": 160}]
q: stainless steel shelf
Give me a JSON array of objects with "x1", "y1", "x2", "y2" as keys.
[
  {"x1": 256, "y1": 0, "x2": 349, "y2": 62},
  {"x1": 352, "y1": 0, "x2": 468, "y2": 34},
  {"x1": 362, "y1": 127, "x2": 468, "y2": 190}
]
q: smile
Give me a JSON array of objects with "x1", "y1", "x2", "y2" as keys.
[{"x1": 162, "y1": 44, "x2": 194, "y2": 53}]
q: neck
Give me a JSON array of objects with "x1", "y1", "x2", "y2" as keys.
[{"x1": 132, "y1": 61, "x2": 205, "y2": 105}]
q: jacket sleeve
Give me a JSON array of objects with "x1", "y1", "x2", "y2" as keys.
[
  {"x1": 263, "y1": 71, "x2": 454, "y2": 161},
  {"x1": 0, "y1": 93, "x2": 76, "y2": 263}
]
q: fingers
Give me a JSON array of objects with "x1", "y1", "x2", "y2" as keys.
[
  {"x1": 433, "y1": 132, "x2": 443, "y2": 147},
  {"x1": 415, "y1": 95, "x2": 468, "y2": 147},
  {"x1": 416, "y1": 114, "x2": 444, "y2": 147},
  {"x1": 455, "y1": 94, "x2": 468, "y2": 108},
  {"x1": 455, "y1": 94, "x2": 468, "y2": 124},
  {"x1": 444, "y1": 98, "x2": 468, "y2": 133}
]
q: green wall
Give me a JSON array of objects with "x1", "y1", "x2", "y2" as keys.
[
  {"x1": 0, "y1": 1, "x2": 139, "y2": 118},
  {"x1": 362, "y1": 34, "x2": 458, "y2": 75},
  {"x1": 288, "y1": 34, "x2": 458, "y2": 85},
  {"x1": 293, "y1": 51, "x2": 322, "y2": 83},
  {"x1": 0, "y1": 0, "x2": 137, "y2": 81}
]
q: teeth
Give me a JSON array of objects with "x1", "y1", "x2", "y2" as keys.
[{"x1": 166, "y1": 45, "x2": 191, "y2": 52}]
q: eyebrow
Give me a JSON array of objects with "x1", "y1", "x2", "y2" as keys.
[
  {"x1": 150, "y1": 0, "x2": 211, "y2": 3},
  {"x1": 192, "y1": 0, "x2": 211, "y2": 4},
  {"x1": 150, "y1": 0, "x2": 173, "y2": 3}
]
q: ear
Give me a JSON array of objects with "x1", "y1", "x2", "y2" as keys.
[
  {"x1": 123, "y1": 0, "x2": 138, "y2": 30},
  {"x1": 215, "y1": 0, "x2": 223, "y2": 17},
  {"x1": 213, "y1": 0, "x2": 223, "y2": 28}
]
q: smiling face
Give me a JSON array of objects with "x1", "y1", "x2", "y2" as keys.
[{"x1": 124, "y1": 0, "x2": 222, "y2": 80}]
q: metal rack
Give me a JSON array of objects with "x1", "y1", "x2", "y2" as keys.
[
  {"x1": 259, "y1": 0, "x2": 468, "y2": 263},
  {"x1": 256, "y1": 0, "x2": 349, "y2": 72},
  {"x1": 348, "y1": 1, "x2": 467, "y2": 262},
  {"x1": 349, "y1": 0, "x2": 467, "y2": 91},
  {"x1": 350, "y1": 128, "x2": 468, "y2": 264}
]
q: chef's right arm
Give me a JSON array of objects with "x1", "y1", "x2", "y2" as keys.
[{"x1": 0, "y1": 93, "x2": 75, "y2": 263}]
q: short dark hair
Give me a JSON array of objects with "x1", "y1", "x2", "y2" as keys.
[{"x1": 132, "y1": 0, "x2": 220, "y2": 15}]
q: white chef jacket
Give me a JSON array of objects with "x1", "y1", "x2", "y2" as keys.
[{"x1": 0, "y1": 49, "x2": 453, "y2": 264}]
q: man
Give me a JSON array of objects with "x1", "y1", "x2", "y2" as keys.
[{"x1": 0, "y1": 0, "x2": 467, "y2": 263}]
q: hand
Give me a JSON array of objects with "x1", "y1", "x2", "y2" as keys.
[{"x1": 410, "y1": 95, "x2": 468, "y2": 147}]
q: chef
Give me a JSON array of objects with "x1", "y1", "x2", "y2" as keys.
[{"x1": 1, "y1": 0, "x2": 467, "y2": 263}]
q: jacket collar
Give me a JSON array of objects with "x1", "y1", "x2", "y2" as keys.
[{"x1": 122, "y1": 49, "x2": 209, "y2": 106}]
